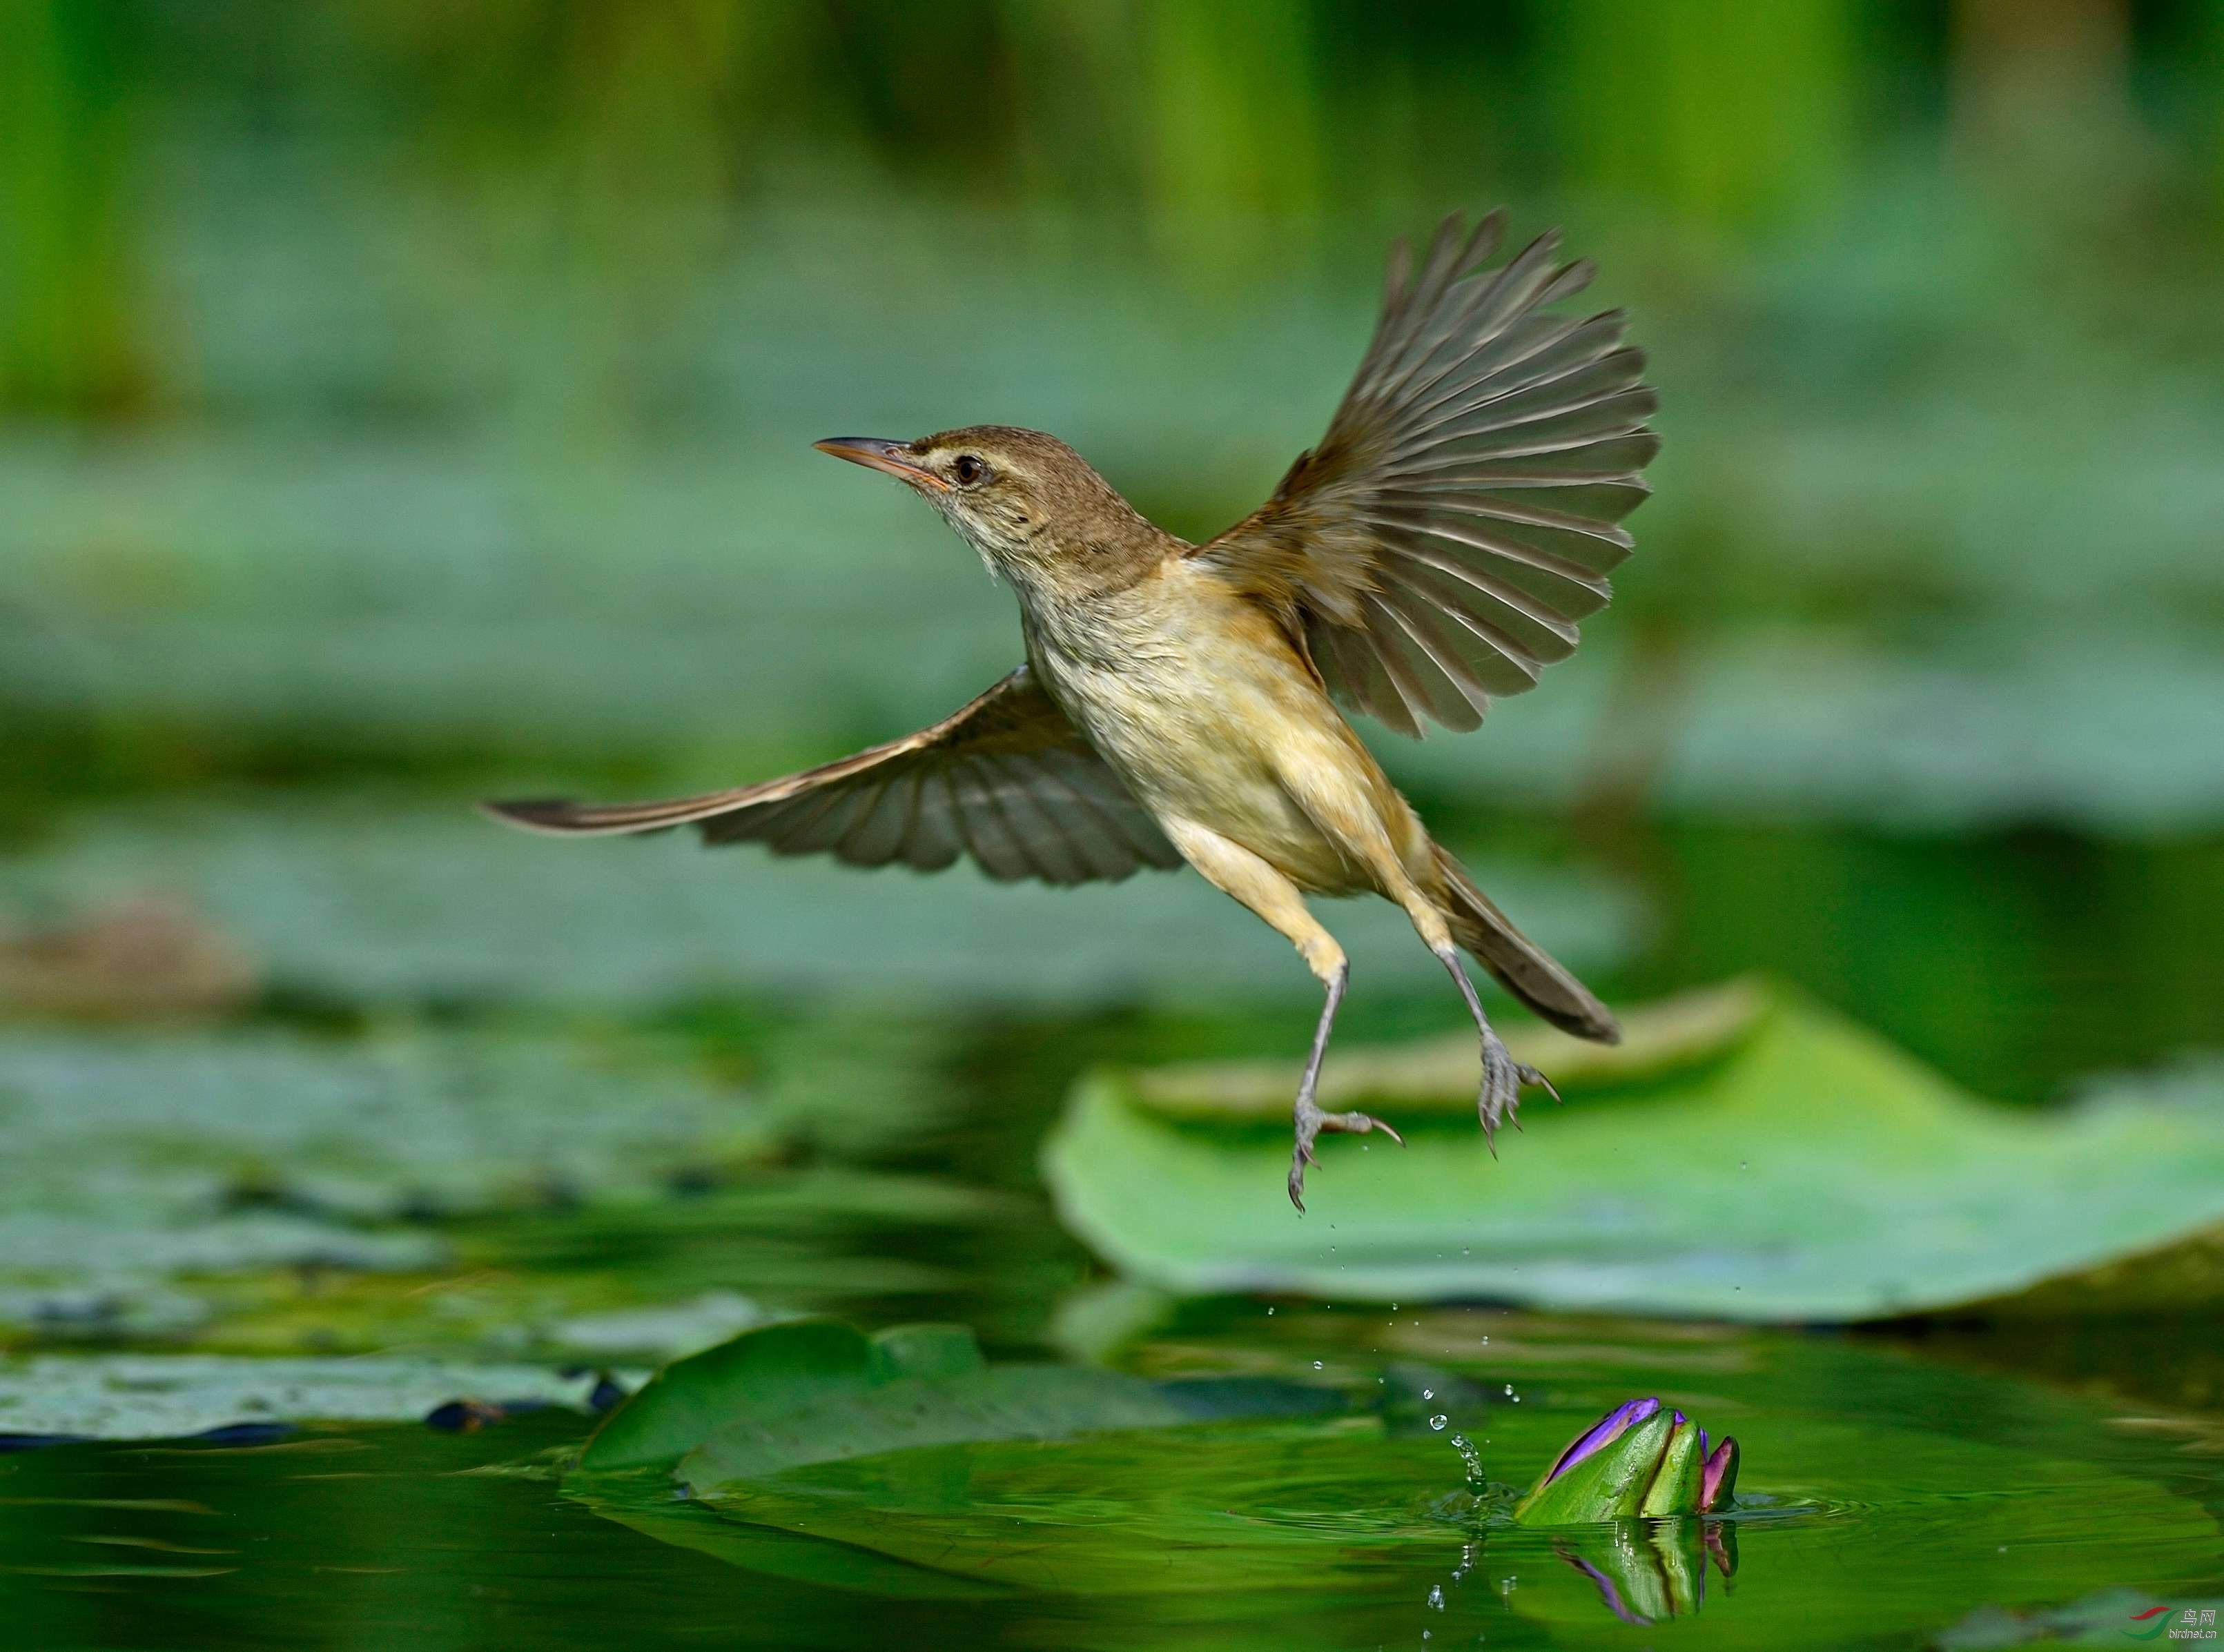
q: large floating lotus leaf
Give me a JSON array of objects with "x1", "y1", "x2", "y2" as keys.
[
  {"x1": 1126, "y1": 979, "x2": 1768, "y2": 1120},
  {"x1": 579, "y1": 1318, "x2": 886, "y2": 1472},
  {"x1": 570, "y1": 1319, "x2": 1351, "y2": 1597},
  {"x1": 681, "y1": 1365, "x2": 1198, "y2": 1489},
  {"x1": 1042, "y1": 984, "x2": 2224, "y2": 1320},
  {"x1": 0, "y1": 1353, "x2": 607, "y2": 1442},
  {"x1": 576, "y1": 1317, "x2": 1332, "y2": 1479}
]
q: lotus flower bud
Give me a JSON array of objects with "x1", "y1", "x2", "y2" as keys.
[{"x1": 1514, "y1": 1397, "x2": 1739, "y2": 1524}]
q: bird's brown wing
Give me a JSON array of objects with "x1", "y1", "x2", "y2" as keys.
[
  {"x1": 485, "y1": 667, "x2": 1183, "y2": 886},
  {"x1": 1190, "y1": 210, "x2": 1659, "y2": 737}
]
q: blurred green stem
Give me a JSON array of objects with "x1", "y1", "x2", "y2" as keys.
[{"x1": 0, "y1": 0, "x2": 146, "y2": 417}]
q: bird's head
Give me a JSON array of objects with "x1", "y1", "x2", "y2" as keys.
[{"x1": 815, "y1": 425, "x2": 1164, "y2": 598}]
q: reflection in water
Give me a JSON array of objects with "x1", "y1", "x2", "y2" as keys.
[{"x1": 1552, "y1": 1517, "x2": 1737, "y2": 1626}]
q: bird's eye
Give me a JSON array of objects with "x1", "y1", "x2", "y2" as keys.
[{"x1": 952, "y1": 454, "x2": 986, "y2": 486}]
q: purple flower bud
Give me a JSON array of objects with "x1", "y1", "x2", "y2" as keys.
[
  {"x1": 1701, "y1": 1434, "x2": 1740, "y2": 1512},
  {"x1": 1545, "y1": 1396, "x2": 1661, "y2": 1485}
]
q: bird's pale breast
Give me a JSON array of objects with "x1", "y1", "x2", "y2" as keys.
[{"x1": 1023, "y1": 561, "x2": 1401, "y2": 896}]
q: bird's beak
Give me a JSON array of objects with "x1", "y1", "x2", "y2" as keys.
[{"x1": 813, "y1": 437, "x2": 948, "y2": 492}]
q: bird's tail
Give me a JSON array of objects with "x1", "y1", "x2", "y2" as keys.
[{"x1": 1431, "y1": 843, "x2": 1621, "y2": 1044}]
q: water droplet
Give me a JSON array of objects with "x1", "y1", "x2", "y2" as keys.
[
  {"x1": 1422, "y1": 1388, "x2": 1434, "y2": 1401},
  {"x1": 1739, "y1": 1159, "x2": 1749, "y2": 1170},
  {"x1": 1504, "y1": 1384, "x2": 1514, "y2": 1395},
  {"x1": 1312, "y1": 1360, "x2": 1324, "y2": 1370},
  {"x1": 1427, "y1": 1585, "x2": 1445, "y2": 1610},
  {"x1": 1429, "y1": 1413, "x2": 1447, "y2": 1430},
  {"x1": 1450, "y1": 1432, "x2": 1484, "y2": 1487},
  {"x1": 1265, "y1": 1306, "x2": 1274, "y2": 1315}
]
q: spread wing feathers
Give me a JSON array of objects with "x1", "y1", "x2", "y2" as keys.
[
  {"x1": 1193, "y1": 210, "x2": 1660, "y2": 737},
  {"x1": 484, "y1": 667, "x2": 1184, "y2": 887}
]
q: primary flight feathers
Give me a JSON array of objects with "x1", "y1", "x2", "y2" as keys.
[
  {"x1": 485, "y1": 667, "x2": 1184, "y2": 887},
  {"x1": 1199, "y1": 210, "x2": 1656, "y2": 737}
]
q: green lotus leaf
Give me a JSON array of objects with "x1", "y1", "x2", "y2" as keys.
[
  {"x1": 578, "y1": 1317, "x2": 880, "y2": 1472},
  {"x1": 575, "y1": 1317, "x2": 1335, "y2": 1482},
  {"x1": 1043, "y1": 983, "x2": 2224, "y2": 1320},
  {"x1": 0, "y1": 1353, "x2": 605, "y2": 1442}
]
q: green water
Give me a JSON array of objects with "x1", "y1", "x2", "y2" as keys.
[
  {"x1": 0, "y1": 818, "x2": 2218, "y2": 1648},
  {"x1": 3, "y1": 1308, "x2": 2218, "y2": 1648}
]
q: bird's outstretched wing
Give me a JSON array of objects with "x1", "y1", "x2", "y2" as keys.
[
  {"x1": 485, "y1": 667, "x2": 1182, "y2": 886},
  {"x1": 1191, "y1": 210, "x2": 1659, "y2": 738}
]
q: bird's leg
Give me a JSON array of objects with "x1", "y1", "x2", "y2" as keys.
[
  {"x1": 1431, "y1": 943, "x2": 1556, "y2": 1154},
  {"x1": 1157, "y1": 819, "x2": 1401, "y2": 1212},
  {"x1": 1372, "y1": 858, "x2": 1559, "y2": 1156},
  {"x1": 1288, "y1": 958, "x2": 1402, "y2": 1211}
]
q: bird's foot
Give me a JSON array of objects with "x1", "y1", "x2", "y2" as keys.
[
  {"x1": 1289, "y1": 1097, "x2": 1403, "y2": 1212},
  {"x1": 1477, "y1": 1032, "x2": 1559, "y2": 1157}
]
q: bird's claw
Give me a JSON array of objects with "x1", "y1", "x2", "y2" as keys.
[
  {"x1": 1288, "y1": 1099, "x2": 1403, "y2": 1212},
  {"x1": 1478, "y1": 1034, "x2": 1554, "y2": 1156}
]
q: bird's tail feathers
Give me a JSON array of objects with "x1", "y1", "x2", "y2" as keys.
[{"x1": 1432, "y1": 844, "x2": 1621, "y2": 1044}]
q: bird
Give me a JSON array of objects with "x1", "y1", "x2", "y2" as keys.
[{"x1": 487, "y1": 210, "x2": 1659, "y2": 1210}]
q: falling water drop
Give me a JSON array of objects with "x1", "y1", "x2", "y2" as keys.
[
  {"x1": 1429, "y1": 1413, "x2": 1448, "y2": 1431},
  {"x1": 1450, "y1": 1432, "x2": 1484, "y2": 1487},
  {"x1": 1427, "y1": 1585, "x2": 1445, "y2": 1610}
]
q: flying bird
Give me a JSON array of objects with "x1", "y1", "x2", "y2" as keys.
[{"x1": 488, "y1": 212, "x2": 1659, "y2": 1209}]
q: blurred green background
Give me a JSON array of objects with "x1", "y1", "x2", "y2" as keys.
[
  {"x1": 5, "y1": 0, "x2": 2221, "y2": 1090},
  {"x1": 3, "y1": 6, "x2": 2224, "y2": 1645}
]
